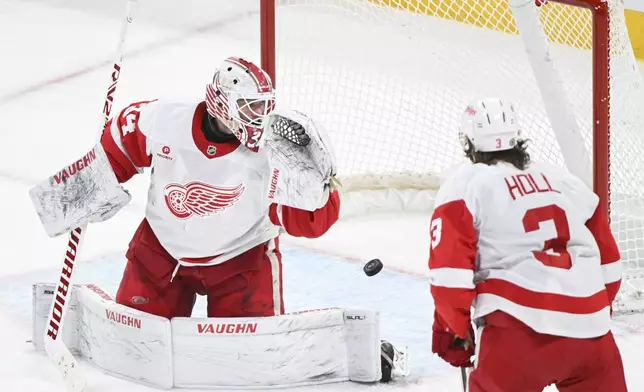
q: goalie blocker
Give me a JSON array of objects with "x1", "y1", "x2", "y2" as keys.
[{"x1": 32, "y1": 283, "x2": 408, "y2": 389}]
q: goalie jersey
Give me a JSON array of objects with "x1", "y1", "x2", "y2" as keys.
[
  {"x1": 100, "y1": 100, "x2": 339, "y2": 266},
  {"x1": 428, "y1": 161, "x2": 622, "y2": 339}
]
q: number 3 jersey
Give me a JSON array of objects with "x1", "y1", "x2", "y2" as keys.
[
  {"x1": 428, "y1": 161, "x2": 622, "y2": 339},
  {"x1": 100, "y1": 99, "x2": 339, "y2": 267}
]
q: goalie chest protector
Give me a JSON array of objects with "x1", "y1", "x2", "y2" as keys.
[{"x1": 122, "y1": 100, "x2": 279, "y2": 265}]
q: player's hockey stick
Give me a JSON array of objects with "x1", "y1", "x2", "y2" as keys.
[
  {"x1": 43, "y1": 2, "x2": 138, "y2": 391},
  {"x1": 460, "y1": 367, "x2": 469, "y2": 392},
  {"x1": 454, "y1": 331, "x2": 475, "y2": 392},
  {"x1": 459, "y1": 318, "x2": 478, "y2": 392}
]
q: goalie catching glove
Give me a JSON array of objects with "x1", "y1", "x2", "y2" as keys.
[
  {"x1": 263, "y1": 109, "x2": 339, "y2": 211},
  {"x1": 29, "y1": 143, "x2": 131, "y2": 237}
]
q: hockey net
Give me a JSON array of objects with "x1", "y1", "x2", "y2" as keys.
[{"x1": 261, "y1": 0, "x2": 644, "y2": 314}]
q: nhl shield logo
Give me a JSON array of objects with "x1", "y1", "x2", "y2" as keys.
[{"x1": 207, "y1": 145, "x2": 217, "y2": 156}]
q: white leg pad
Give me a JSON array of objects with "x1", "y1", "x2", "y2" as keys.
[
  {"x1": 33, "y1": 285, "x2": 383, "y2": 389},
  {"x1": 32, "y1": 283, "x2": 81, "y2": 352},
  {"x1": 76, "y1": 285, "x2": 173, "y2": 389},
  {"x1": 344, "y1": 309, "x2": 381, "y2": 382},
  {"x1": 171, "y1": 308, "x2": 381, "y2": 388}
]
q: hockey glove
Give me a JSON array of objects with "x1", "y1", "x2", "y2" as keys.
[
  {"x1": 263, "y1": 109, "x2": 338, "y2": 211},
  {"x1": 29, "y1": 143, "x2": 131, "y2": 237},
  {"x1": 431, "y1": 311, "x2": 475, "y2": 368}
]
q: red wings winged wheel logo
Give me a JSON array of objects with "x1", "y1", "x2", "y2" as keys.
[{"x1": 164, "y1": 182, "x2": 245, "y2": 219}]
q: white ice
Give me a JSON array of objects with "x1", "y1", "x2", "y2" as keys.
[{"x1": 1, "y1": 0, "x2": 643, "y2": 391}]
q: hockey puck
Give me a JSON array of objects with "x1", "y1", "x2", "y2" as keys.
[{"x1": 363, "y1": 259, "x2": 383, "y2": 276}]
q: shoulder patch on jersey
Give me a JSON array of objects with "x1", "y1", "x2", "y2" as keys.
[{"x1": 156, "y1": 145, "x2": 173, "y2": 161}]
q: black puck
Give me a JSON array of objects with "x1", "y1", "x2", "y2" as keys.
[{"x1": 363, "y1": 258, "x2": 383, "y2": 276}]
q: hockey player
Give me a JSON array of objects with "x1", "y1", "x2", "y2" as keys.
[
  {"x1": 97, "y1": 56, "x2": 340, "y2": 319},
  {"x1": 428, "y1": 98, "x2": 627, "y2": 391},
  {"x1": 28, "y1": 56, "x2": 412, "y2": 386}
]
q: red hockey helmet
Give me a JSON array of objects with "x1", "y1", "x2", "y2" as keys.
[{"x1": 206, "y1": 57, "x2": 275, "y2": 152}]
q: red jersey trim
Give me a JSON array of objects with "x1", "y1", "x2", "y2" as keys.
[
  {"x1": 268, "y1": 204, "x2": 282, "y2": 227},
  {"x1": 276, "y1": 191, "x2": 340, "y2": 238},
  {"x1": 192, "y1": 101, "x2": 241, "y2": 159},
  {"x1": 585, "y1": 204, "x2": 620, "y2": 265},
  {"x1": 477, "y1": 278, "x2": 610, "y2": 315},
  {"x1": 116, "y1": 101, "x2": 154, "y2": 168},
  {"x1": 428, "y1": 199, "x2": 477, "y2": 271},
  {"x1": 100, "y1": 119, "x2": 140, "y2": 183},
  {"x1": 430, "y1": 285, "x2": 475, "y2": 338}
]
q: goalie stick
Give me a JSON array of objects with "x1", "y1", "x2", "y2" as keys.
[{"x1": 43, "y1": 2, "x2": 138, "y2": 391}]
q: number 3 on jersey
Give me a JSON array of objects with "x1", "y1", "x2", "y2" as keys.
[
  {"x1": 430, "y1": 218, "x2": 442, "y2": 249},
  {"x1": 523, "y1": 204, "x2": 572, "y2": 269}
]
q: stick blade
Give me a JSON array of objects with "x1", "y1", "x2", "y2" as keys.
[{"x1": 44, "y1": 339, "x2": 87, "y2": 392}]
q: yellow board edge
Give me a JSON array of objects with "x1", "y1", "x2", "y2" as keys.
[{"x1": 368, "y1": 0, "x2": 644, "y2": 60}]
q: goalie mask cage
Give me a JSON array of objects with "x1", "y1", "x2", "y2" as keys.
[{"x1": 260, "y1": 0, "x2": 644, "y2": 315}]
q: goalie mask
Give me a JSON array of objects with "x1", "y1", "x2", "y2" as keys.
[
  {"x1": 459, "y1": 98, "x2": 523, "y2": 153},
  {"x1": 206, "y1": 57, "x2": 276, "y2": 152}
]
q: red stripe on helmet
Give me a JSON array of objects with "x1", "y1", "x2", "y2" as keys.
[{"x1": 227, "y1": 57, "x2": 272, "y2": 93}]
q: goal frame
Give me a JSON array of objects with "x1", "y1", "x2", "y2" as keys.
[{"x1": 258, "y1": 0, "x2": 611, "y2": 218}]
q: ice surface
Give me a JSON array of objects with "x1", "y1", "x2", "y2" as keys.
[{"x1": 1, "y1": 1, "x2": 643, "y2": 391}]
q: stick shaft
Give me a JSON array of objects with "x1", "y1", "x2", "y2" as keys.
[{"x1": 43, "y1": 2, "x2": 138, "y2": 390}]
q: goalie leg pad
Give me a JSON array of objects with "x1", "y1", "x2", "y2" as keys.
[
  {"x1": 171, "y1": 308, "x2": 381, "y2": 388},
  {"x1": 77, "y1": 285, "x2": 173, "y2": 389},
  {"x1": 34, "y1": 286, "x2": 383, "y2": 389},
  {"x1": 33, "y1": 283, "x2": 173, "y2": 389},
  {"x1": 33, "y1": 283, "x2": 82, "y2": 353},
  {"x1": 344, "y1": 309, "x2": 381, "y2": 382}
]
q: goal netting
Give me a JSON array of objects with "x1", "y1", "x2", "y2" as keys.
[{"x1": 261, "y1": 0, "x2": 644, "y2": 314}]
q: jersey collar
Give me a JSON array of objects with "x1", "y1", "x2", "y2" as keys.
[{"x1": 192, "y1": 101, "x2": 240, "y2": 159}]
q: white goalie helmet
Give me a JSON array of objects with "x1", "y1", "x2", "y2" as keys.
[
  {"x1": 205, "y1": 57, "x2": 276, "y2": 152},
  {"x1": 459, "y1": 98, "x2": 523, "y2": 153}
]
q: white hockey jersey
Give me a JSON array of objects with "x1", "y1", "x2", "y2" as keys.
[
  {"x1": 428, "y1": 161, "x2": 622, "y2": 339},
  {"x1": 101, "y1": 100, "x2": 339, "y2": 267}
]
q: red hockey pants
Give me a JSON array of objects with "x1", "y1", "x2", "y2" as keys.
[
  {"x1": 468, "y1": 311, "x2": 627, "y2": 392},
  {"x1": 115, "y1": 219, "x2": 284, "y2": 319}
]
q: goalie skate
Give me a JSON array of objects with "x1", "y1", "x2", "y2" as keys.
[{"x1": 380, "y1": 340, "x2": 410, "y2": 382}]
